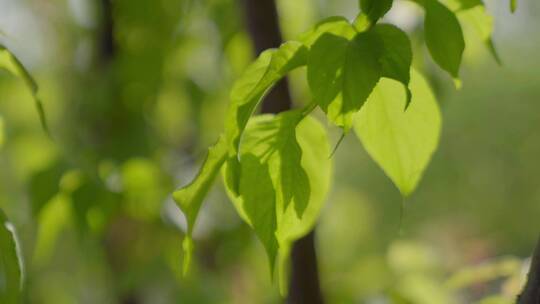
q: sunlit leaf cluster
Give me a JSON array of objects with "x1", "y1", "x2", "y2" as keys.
[{"x1": 171, "y1": 0, "x2": 513, "y2": 293}]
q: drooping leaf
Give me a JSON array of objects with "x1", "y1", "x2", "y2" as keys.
[
  {"x1": 373, "y1": 24, "x2": 413, "y2": 108},
  {"x1": 423, "y1": 0, "x2": 465, "y2": 80},
  {"x1": 359, "y1": 0, "x2": 394, "y2": 23},
  {"x1": 224, "y1": 41, "x2": 308, "y2": 155},
  {"x1": 0, "y1": 209, "x2": 23, "y2": 304},
  {"x1": 0, "y1": 44, "x2": 49, "y2": 135},
  {"x1": 354, "y1": 70, "x2": 441, "y2": 196},
  {"x1": 448, "y1": 0, "x2": 501, "y2": 64},
  {"x1": 172, "y1": 135, "x2": 228, "y2": 274},
  {"x1": 308, "y1": 30, "x2": 382, "y2": 130},
  {"x1": 222, "y1": 111, "x2": 331, "y2": 294}
]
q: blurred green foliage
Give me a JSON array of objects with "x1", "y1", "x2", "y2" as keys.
[{"x1": 0, "y1": 0, "x2": 538, "y2": 303}]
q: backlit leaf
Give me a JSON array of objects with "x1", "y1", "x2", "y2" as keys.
[
  {"x1": 224, "y1": 41, "x2": 308, "y2": 155},
  {"x1": 448, "y1": 0, "x2": 501, "y2": 64},
  {"x1": 222, "y1": 111, "x2": 331, "y2": 294},
  {"x1": 0, "y1": 44, "x2": 49, "y2": 135},
  {"x1": 172, "y1": 136, "x2": 228, "y2": 274},
  {"x1": 354, "y1": 70, "x2": 441, "y2": 196},
  {"x1": 299, "y1": 17, "x2": 356, "y2": 48},
  {"x1": 0, "y1": 209, "x2": 23, "y2": 304}
]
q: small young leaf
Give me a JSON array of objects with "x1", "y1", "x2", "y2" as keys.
[
  {"x1": 0, "y1": 44, "x2": 49, "y2": 135},
  {"x1": 224, "y1": 41, "x2": 308, "y2": 155},
  {"x1": 354, "y1": 70, "x2": 441, "y2": 196},
  {"x1": 308, "y1": 30, "x2": 382, "y2": 130},
  {"x1": 423, "y1": 0, "x2": 465, "y2": 80},
  {"x1": 359, "y1": 0, "x2": 394, "y2": 24},
  {"x1": 222, "y1": 111, "x2": 331, "y2": 293},
  {"x1": 0, "y1": 209, "x2": 23, "y2": 304},
  {"x1": 172, "y1": 136, "x2": 228, "y2": 274}
]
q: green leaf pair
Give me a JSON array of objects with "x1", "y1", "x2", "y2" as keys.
[
  {"x1": 0, "y1": 209, "x2": 23, "y2": 304},
  {"x1": 306, "y1": 19, "x2": 413, "y2": 130}
]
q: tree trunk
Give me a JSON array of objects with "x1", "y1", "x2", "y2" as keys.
[
  {"x1": 240, "y1": 1, "x2": 324, "y2": 303},
  {"x1": 518, "y1": 236, "x2": 540, "y2": 304}
]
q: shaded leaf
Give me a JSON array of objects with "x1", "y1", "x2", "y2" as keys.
[
  {"x1": 308, "y1": 31, "x2": 382, "y2": 130},
  {"x1": 423, "y1": 0, "x2": 465, "y2": 80},
  {"x1": 373, "y1": 24, "x2": 413, "y2": 108},
  {"x1": 222, "y1": 111, "x2": 331, "y2": 294},
  {"x1": 360, "y1": 0, "x2": 394, "y2": 23},
  {"x1": 0, "y1": 209, "x2": 23, "y2": 304},
  {"x1": 354, "y1": 70, "x2": 441, "y2": 196}
]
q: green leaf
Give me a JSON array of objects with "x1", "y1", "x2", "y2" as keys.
[
  {"x1": 224, "y1": 41, "x2": 308, "y2": 155},
  {"x1": 423, "y1": 0, "x2": 465, "y2": 80},
  {"x1": 354, "y1": 70, "x2": 441, "y2": 196},
  {"x1": 172, "y1": 135, "x2": 228, "y2": 274},
  {"x1": 360, "y1": 0, "x2": 394, "y2": 23},
  {"x1": 222, "y1": 111, "x2": 331, "y2": 294},
  {"x1": 373, "y1": 24, "x2": 413, "y2": 108},
  {"x1": 0, "y1": 209, "x2": 23, "y2": 304},
  {"x1": 308, "y1": 30, "x2": 382, "y2": 130},
  {"x1": 299, "y1": 17, "x2": 356, "y2": 48},
  {"x1": 0, "y1": 44, "x2": 49, "y2": 135},
  {"x1": 448, "y1": 0, "x2": 501, "y2": 64}
]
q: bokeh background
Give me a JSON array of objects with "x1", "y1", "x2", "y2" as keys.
[{"x1": 1, "y1": 0, "x2": 539, "y2": 303}]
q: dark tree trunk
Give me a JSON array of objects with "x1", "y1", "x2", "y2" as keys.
[
  {"x1": 518, "y1": 236, "x2": 540, "y2": 304},
  {"x1": 97, "y1": 2, "x2": 139, "y2": 304},
  {"x1": 99, "y1": 0, "x2": 116, "y2": 64},
  {"x1": 240, "y1": 1, "x2": 324, "y2": 303}
]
